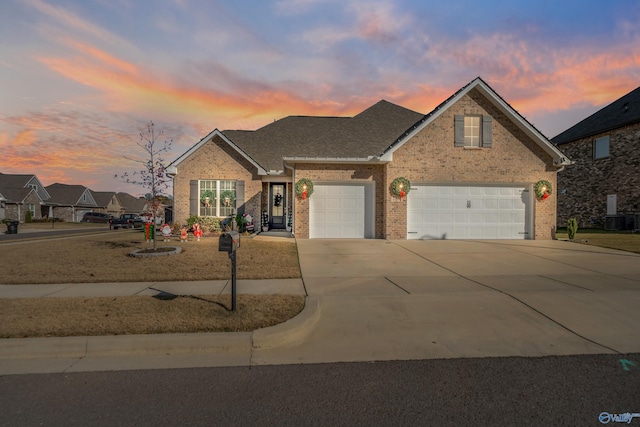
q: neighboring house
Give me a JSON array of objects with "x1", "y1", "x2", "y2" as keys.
[
  {"x1": 116, "y1": 192, "x2": 146, "y2": 214},
  {"x1": 91, "y1": 191, "x2": 124, "y2": 217},
  {"x1": 552, "y1": 85, "x2": 640, "y2": 229},
  {"x1": 45, "y1": 183, "x2": 98, "y2": 222},
  {"x1": 0, "y1": 172, "x2": 50, "y2": 222},
  {"x1": 169, "y1": 77, "x2": 570, "y2": 240}
]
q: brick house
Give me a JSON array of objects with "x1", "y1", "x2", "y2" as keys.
[
  {"x1": 0, "y1": 172, "x2": 50, "y2": 222},
  {"x1": 169, "y1": 77, "x2": 570, "y2": 240},
  {"x1": 552, "y1": 85, "x2": 640, "y2": 229},
  {"x1": 45, "y1": 183, "x2": 98, "y2": 222}
]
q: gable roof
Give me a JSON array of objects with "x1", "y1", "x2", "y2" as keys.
[
  {"x1": 91, "y1": 191, "x2": 117, "y2": 208},
  {"x1": 0, "y1": 188, "x2": 37, "y2": 204},
  {"x1": 552, "y1": 85, "x2": 640, "y2": 145},
  {"x1": 116, "y1": 192, "x2": 146, "y2": 213},
  {"x1": 0, "y1": 172, "x2": 51, "y2": 201},
  {"x1": 383, "y1": 77, "x2": 570, "y2": 166},
  {"x1": 45, "y1": 183, "x2": 97, "y2": 207},
  {"x1": 170, "y1": 77, "x2": 570, "y2": 174}
]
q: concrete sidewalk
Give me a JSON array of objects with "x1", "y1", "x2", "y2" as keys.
[{"x1": 2, "y1": 239, "x2": 640, "y2": 375}]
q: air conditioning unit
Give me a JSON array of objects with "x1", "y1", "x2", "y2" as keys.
[{"x1": 605, "y1": 215, "x2": 625, "y2": 231}]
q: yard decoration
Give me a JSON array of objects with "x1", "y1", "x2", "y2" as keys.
[
  {"x1": 201, "y1": 190, "x2": 215, "y2": 207},
  {"x1": 534, "y1": 180, "x2": 552, "y2": 200},
  {"x1": 193, "y1": 222, "x2": 203, "y2": 241},
  {"x1": 295, "y1": 178, "x2": 314, "y2": 200},
  {"x1": 220, "y1": 190, "x2": 235, "y2": 207},
  {"x1": 161, "y1": 223, "x2": 172, "y2": 242},
  {"x1": 391, "y1": 177, "x2": 411, "y2": 200}
]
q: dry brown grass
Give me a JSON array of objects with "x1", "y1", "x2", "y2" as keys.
[
  {"x1": 0, "y1": 230, "x2": 304, "y2": 337},
  {"x1": 0, "y1": 294, "x2": 305, "y2": 338},
  {"x1": 0, "y1": 230, "x2": 300, "y2": 284},
  {"x1": 556, "y1": 229, "x2": 640, "y2": 254}
]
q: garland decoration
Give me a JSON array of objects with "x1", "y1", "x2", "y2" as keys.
[
  {"x1": 274, "y1": 193, "x2": 283, "y2": 207},
  {"x1": 295, "y1": 178, "x2": 314, "y2": 200},
  {"x1": 391, "y1": 177, "x2": 411, "y2": 200},
  {"x1": 220, "y1": 190, "x2": 235, "y2": 207},
  {"x1": 201, "y1": 190, "x2": 215, "y2": 207},
  {"x1": 534, "y1": 180, "x2": 552, "y2": 200}
]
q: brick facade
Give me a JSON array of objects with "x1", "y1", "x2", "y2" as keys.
[
  {"x1": 173, "y1": 135, "x2": 263, "y2": 226},
  {"x1": 3, "y1": 192, "x2": 43, "y2": 222},
  {"x1": 291, "y1": 90, "x2": 558, "y2": 240},
  {"x1": 173, "y1": 89, "x2": 561, "y2": 240},
  {"x1": 556, "y1": 122, "x2": 640, "y2": 228}
]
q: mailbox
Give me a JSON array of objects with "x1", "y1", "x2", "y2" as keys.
[{"x1": 218, "y1": 231, "x2": 240, "y2": 253}]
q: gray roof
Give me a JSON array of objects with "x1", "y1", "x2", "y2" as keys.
[
  {"x1": 0, "y1": 188, "x2": 34, "y2": 204},
  {"x1": 45, "y1": 183, "x2": 96, "y2": 207},
  {"x1": 116, "y1": 192, "x2": 146, "y2": 213},
  {"x1": 0, "y1": 172, "x2": 48, "y2": 202},
  {"x1": 553, "y1": 85, "x2": 640, "y2": 145},
  {"x1": 91, "y1": 191, "x2": 116, "y2": 208},
  {"x1": 221, "y1": 100, "x2": 424, "y2": 171}
]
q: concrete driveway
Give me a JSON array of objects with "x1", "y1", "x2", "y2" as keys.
[{"x1": 253, "y1": 239, "x2": 640, "y2": 365}]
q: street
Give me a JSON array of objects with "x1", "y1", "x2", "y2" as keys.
[{"x1": 1, "y1": 354, "x2": 639, "y2": 426}]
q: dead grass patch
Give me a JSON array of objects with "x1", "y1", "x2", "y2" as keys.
[
  {"x1": 0, "y1": 294, "x2": 305, "y2": 338},
  {"x1": 0, "y1": 232, "x2": 300, "y2": 284}
]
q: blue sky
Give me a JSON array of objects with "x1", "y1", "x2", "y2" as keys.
[{"x1": 1, "y1": 0, "x2": 638, "y2": 194}]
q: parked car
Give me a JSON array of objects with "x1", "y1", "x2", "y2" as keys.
[
  {"x1": 109, "y1": 214, "x2": 144, "y2": 229},
  {"x1": 81, "y1": 212, "x2": 112, "y2": 223}
]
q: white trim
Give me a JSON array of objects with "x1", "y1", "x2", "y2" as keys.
[
  {"x1": 169, "y1": 129, "x2": 268, "y2": 175},
  {"x1": 384, "y1": 78, "x2": 571, "y2": 167}
]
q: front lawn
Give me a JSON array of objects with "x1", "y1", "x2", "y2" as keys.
[
  {"x1": 556, "y1": 228, "x2": 640, "y2": 254},
  {"x1": 0, "y1": 230, "x2": 301, "y2": 284}
]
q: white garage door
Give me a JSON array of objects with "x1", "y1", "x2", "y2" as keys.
[
  {"x1": 309, "y1": 183, "x2": 374, "y2": 238},
  {"x1": 407, "y1": 185, "x2": 530, "y2": 240}
]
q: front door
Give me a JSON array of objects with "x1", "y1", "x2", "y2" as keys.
[{"x1": 270, "y1": 183, "x2": 286, "y2": 229}]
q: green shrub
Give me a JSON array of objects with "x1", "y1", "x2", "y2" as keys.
[
  {"x1": 25, "y1": 211, "x2": 32, "y2": 223},
  {"x1": 567, "y1": 218, "x2": 578, "y2": 240},
  {"x1": 186, "y1": 215, "x2": 222, "y2": 233}
]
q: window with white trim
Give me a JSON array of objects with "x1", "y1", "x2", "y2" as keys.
[
  {"x1": 464, "y1": 116, "x2": 481, "y2": 147},
  {"x1": 199, "y1": 180, "x2": 236, "y2": 217},
  {"x1": 593, "y1": 136, "x2": 609, "y2": 160}
]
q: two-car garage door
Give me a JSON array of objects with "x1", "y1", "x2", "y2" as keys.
[{"x1": 407, "y1": 185, "x2": 530, "y2": 240}]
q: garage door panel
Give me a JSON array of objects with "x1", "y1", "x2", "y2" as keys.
[
  {"x1": 408, "y1": 185, "x2": 530, "y2": 240},
  {"x1": 309, "y1": 183, "x2": 372, "y2": 238}
]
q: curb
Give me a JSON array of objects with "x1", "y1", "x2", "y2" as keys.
[
  {"x1": 252, "y1": 296, "x2": 320, "y2": 349},
  {"x1": 0, "y1": 297, "x2": 320, "y2": 359}
]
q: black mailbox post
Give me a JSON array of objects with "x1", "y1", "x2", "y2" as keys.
[{"x1": 218, "y1": 231, "x2": 240, "y2": 311}]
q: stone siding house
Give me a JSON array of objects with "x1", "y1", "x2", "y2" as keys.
[
  {"x1": 552, "y1": 85, "x2": 640, "y2": 229},
  {"x1": 0, "y1": 173, "x2": 50, "y2": 222},
  {"x1": 169, "y1": 77, "x2": 570, "y2": 240},
  {"x1": 91, "y1": 191, "x2": 123, "y2": 217}
]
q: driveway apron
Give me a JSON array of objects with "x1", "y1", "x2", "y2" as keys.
[{"x1": 253, "y1": 239, "x2": 640, "y2": 365}]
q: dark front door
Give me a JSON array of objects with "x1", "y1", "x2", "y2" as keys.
[{"x1": 270, "y1": 183, "x2": 286, "y2": 229}]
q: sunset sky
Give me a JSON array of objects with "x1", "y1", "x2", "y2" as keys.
[{"x1": 1, "y1": 0, "x2": 639, "y2": 195}]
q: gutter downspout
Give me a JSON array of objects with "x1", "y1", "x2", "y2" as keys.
[{"x1": 284, "y1": 161, "x2": 295, "y2": 237}]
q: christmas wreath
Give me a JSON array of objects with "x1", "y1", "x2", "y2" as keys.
[
  {"x1": 391, "y1": 177, "x2": 411, "y2": 199},
  {"x1": 295, "y1": 178, "x2": 314, "y2": 199},
  {"x1": 201, "y1": 190, "x2": 215, "y2": 207},
  {"x1": 534, "y1": 180, "x2": 552, "y2": 200},
  {"x1": 220, "y1": 190, "x2": 235, "y2": 207}
]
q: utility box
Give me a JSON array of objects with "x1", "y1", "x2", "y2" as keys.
[{"x1": 218, "y1": 231, "x2": 240, "y2": 253}]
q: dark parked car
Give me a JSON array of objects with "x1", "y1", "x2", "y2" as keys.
[
  {"x1": 110, "y1": 214, "x2": 144, "y2": 229},
  {"x1": 81, "y1": 212, "x2": 112, "y2": 223}
]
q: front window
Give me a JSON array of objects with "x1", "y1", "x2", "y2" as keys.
[
  {"x1": 464, "y1": 116, "x2": 481, "y2": 147},
  {"x1": 27, "y1": 204, "x2": 35, "y2": 217},
  {"x1": 594, "y1": 136, "x2": 609, "y2": 160},
  {"x1": 199, "y1": 180, "x2": 236, "y2": 217}
]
